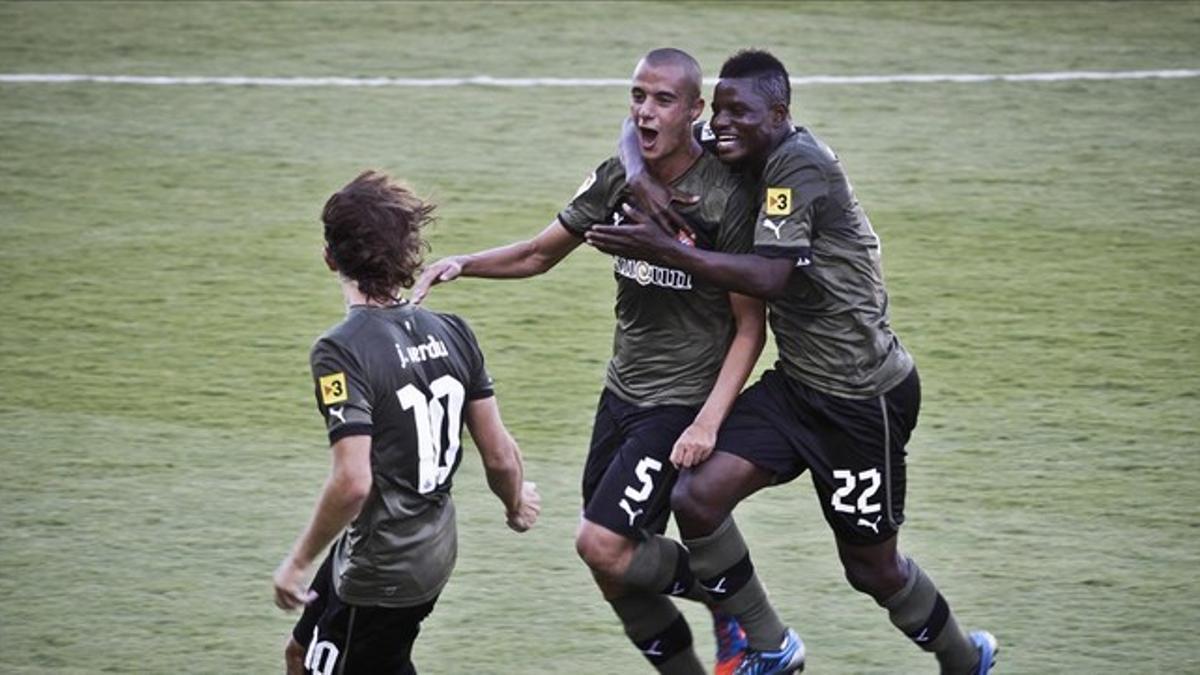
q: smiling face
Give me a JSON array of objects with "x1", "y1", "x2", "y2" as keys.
[
  {"x1": 709, "y1": 77, "x2": 787, "y2": 167},
  {"x1": 629, "y1": 59, "x2": 704, "y2": 164}
]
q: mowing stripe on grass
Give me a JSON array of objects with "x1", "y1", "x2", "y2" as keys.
[{"x1": 1, "y1": 69, "x2": 1198, "y2": 88}]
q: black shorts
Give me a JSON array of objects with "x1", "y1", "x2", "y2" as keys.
[
  {"x1": 291, "y1": 553, "x2": 438, "y2": 675},
  {"x1": 581, "y1": 388, "x2": 698, "y2": 539},
  {"x1": 715, "y1": 367, "x2": 921, "y2": 545}
]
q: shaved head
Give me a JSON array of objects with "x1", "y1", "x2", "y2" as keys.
[{"x1": 639, "y1": 48, "x2": 702, "y2": 102}]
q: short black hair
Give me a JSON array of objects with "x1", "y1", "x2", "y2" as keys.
[{"x1": 719, "y1": 49, "x2": 791, "y2": 108}]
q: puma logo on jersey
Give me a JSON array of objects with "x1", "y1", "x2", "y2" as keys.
[
  {"x1": 702, "y1": 577, "x2": 729, "y2": 595},
  {"x1": 328, "y1": 406, "x2": 347, "y2": 425},
  {"x1": 762, "y1": 217, "x2": 785, "y2": 240},
  {"x1": 395, "y1": 335, "x2": 450, "y2": 368},
  {"x1": 857, "y1": 515, "x2": 882, "y2": 534},
  {"x1": 618, "y1": 498, "x2": 645, "y2": 527}
]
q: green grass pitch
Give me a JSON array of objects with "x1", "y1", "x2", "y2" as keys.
[{"x1": 1, "y1": 2, "x2": 1198, "y2": 673}]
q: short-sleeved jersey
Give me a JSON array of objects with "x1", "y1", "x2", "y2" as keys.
[
  {"x1": 557, "y1": 152, "x2": 756, "y2": 407},
  {"x1": 750, "y1": 127, "x2": 913, "y2": 399},
  {"x1": 309, "y1": 303, "x2": 494, "y2": 607}
]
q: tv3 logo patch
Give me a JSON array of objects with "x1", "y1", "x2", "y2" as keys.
[
  {"x1": 319, "y1": 372, "x2": 348, "y2": 405},
  {"x1": 766, "y1": 187, "x2": 792, "y2": 216}
]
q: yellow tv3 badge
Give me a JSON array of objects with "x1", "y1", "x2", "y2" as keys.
[
  {"x1": 766, "y1": 187, "x2": 792, "y2": 216},
  {"x1": 319, "y1": 372, "x2": 348, "y2": 405}
]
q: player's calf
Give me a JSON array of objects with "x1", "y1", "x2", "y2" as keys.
[
  {"x1": 684, "y1": 517, "x2": 790, "y2": 653},
  {"x1": 610, "y1": 593, "x2": 706, "y2": 675},
  {"x1": 878, "y1": 556, "x2": 984, "y2": 674}
]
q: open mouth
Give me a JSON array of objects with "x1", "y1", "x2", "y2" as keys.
[
  {"x1": 715, "y1": 133, "x2": 739, "y2": 153},
  {"x1": 638, "y1": 126, "x2": 659, "y2": 150}
]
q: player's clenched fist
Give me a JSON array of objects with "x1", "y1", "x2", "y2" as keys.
[
  {"x1": 273, "y1": 555, "x2": 318, "y2": 611},
  {"x1": 670, "y1": 422, "x2": 717, "y2": 468},
  {"x1": 506, "y1": 481, "x2": 541, "y2": 532}
]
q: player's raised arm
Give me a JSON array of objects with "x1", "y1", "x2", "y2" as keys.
[
  {"x1": 670, "y1": 292, "x2": 766, "y2": 468},
  {"x1": 464, "y1": 396, "x2": 540, "y2": 532},
  {"x1": 617, "y1": 117, "x2": 698, "y2": 237},
  {"x1": 273, "y1": 435, "x2": 373, "y2": 610},
  {"x1": 412, "y1": 220, "x2": 580, "y2": 303}
]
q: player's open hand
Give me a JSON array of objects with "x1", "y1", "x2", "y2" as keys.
[
  {"x1": 412, "y1": 256, "x2": 465, "y2": 304},
  {"x1": 586, "y1": 204, "x2": 681, "y2": 263},
  {"x1": 671, "y1": 422, "x2": 717, "y2": 468},
  {"x1": 506, "y1": 481, "x2": 541, "y2": 532},
  {"x1": 273, "y1": 555, "x2": 318, "y2": 611},
  {"x1": 627, "y1": 169, "x2": 699, "y2": 238}
]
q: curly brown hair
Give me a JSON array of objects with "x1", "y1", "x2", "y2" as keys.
[{"x1": 321, "y1": 170, "x2": 434, "y2": 303}]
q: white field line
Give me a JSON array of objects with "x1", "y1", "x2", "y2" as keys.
[{"x1": 0, "y1": 69, "x2": 1198, "y2": 88}]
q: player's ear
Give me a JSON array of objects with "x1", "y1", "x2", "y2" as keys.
[
  {"x1": 323, "y1": 246, "x2": 338, "y2": 272},
  {"x1": 770, "y1": 102, "x2": 790, "y2": 127},
  {"x1": 690, "y1": 96, "x2": 705, "y2": 122}
]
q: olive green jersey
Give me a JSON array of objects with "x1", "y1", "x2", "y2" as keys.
[
  {"x1": 558, "y1": 152, "x2": 756, "y2": 407},
  {"x1": 309, "y1": 303, "x2": 494, "y2": 607},
  {"x1": 753, "y1": 127, "x2": 913, "y2": 399}
]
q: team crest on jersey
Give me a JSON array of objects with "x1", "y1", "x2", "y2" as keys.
[
  {"x1": 319, "y1": 372, "x2": 348, "y2": 405},
  {"x1": 766, "y1": 187, "x2": 792, "y2": 216}
]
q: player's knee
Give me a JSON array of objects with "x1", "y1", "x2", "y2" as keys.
[
  {"x1": 574, "y1": 525, "x2": 626, "y2": 577},
  {"x1": 670, "y1": 476, "x2": 723, "y2": 533},
  {"x1": 841, "y1": 553, "x2": 907, "y2": 601},
  {"x1": 284, "y1": 636, "x2": 306, "y2": 675}
]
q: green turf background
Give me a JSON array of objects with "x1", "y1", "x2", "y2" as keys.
[{"x1": 1, "y1": 1, "x2": 1198, "y2": 672}]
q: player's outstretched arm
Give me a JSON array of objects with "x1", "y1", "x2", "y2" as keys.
[
  {"x1": 671, "y1": 293, "x2": 766, "y2": 468},
  {"x1": 465, "y1": 396, "x2": 541, "y2": 532},
  {"x1": 273, "y1": 435, "x2": 373, "y2": 610},
  {"x1": 617, "y1": 117, "x2": 698, "y2": 237},
  {"x1": 411, "y1": 221, "x2": 581, "y2": 303}
]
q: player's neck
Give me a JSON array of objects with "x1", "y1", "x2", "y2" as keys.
[
  {"x1": 340, "y1": 278, "x2": 405, "y2": 308},
  {"x1": 647, "y1": 138, "x2": 703, "y2": 185},
  {"x1": 740, "y1": 126, "x2": 793, "y2": 178}
]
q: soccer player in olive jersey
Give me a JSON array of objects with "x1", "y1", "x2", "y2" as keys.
[
  {"x1": 589, "y1": 50, "x2": 997, "y2": 675},
  {"x1": 413, "y1": 49, "x2": 764, "y2": 675},
  {"x1": 273, "y1": 171, "x2": 540, "y2": 675}
]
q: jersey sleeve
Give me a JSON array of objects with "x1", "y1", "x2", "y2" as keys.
[
  {"x1": 714, "y1": 180, "x2": 756, "y2": 255},
  {"x1": 442, "y1": 314, "x2": 496, "y2": 401},
  {"x1": 310, "y1": 338, "x2": 374, "y2": 444},
  {"x1": 557, "y1": 157, "x2": 622, "y2": 237},
  {"x1": 754, "y1": 157, "x2": 829, "y2": 267}
]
